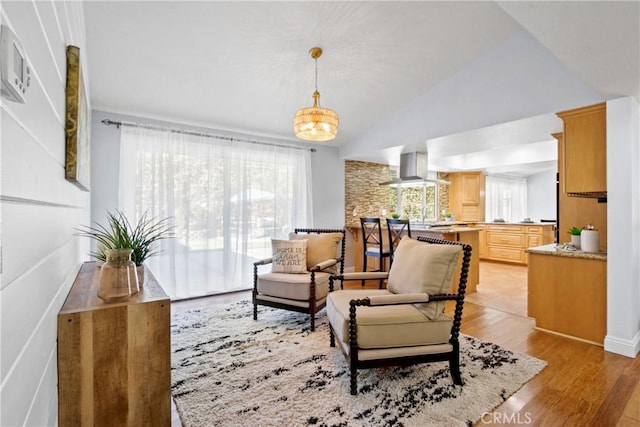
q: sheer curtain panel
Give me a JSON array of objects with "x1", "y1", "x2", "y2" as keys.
[
  {"x1": 119, "y1": 125, "x2": 313, "y2": 299},
  {"x1": 485, "y1": 175, "x2": 528, "y2": 223}
]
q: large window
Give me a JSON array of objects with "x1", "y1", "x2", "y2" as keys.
[
  {"x1": 485, "y1": 175, "x2": 527, "y2": 222},
  {"x1": 119, "y1": 125, "x2": 312, "y2": 299},
  {"x1": 397, "y1": 184, "x2": 438, "y2": 223}
]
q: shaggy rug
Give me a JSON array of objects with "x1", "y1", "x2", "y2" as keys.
[{"x1": 171, "y1": 301, "x2": 546, "y2": 427}]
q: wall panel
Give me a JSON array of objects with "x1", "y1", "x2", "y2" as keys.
[{"x1": 0, "y1": 1, "x2": 89, "y2": 425}]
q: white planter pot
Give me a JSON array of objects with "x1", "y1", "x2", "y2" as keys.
[{"x1": 570, "y1": 235, "x2": 581, "y2": 249}]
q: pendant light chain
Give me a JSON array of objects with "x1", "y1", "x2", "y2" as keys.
[{"x1": 314, "y1": 56, "x2": 320, "y2": 107}]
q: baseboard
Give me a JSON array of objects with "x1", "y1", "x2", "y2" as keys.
[{"x1": 604, "y1": 329, "x2": 640, "y2": 358}]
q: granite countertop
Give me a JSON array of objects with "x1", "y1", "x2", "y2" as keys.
[
  {"x1": 483, "y1": 221, "x2": 555, "y2": 226},
  {"x1": 345, "y1": 222, "x2": 481, "y2": 233},
  {"x1": 412, "y1": 226, "x2": 482, "y2": 233},
  {"x1": 526, "y1": 243, "x2": 607, "y2": 261}
]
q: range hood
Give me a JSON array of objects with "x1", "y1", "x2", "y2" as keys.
[{"x1": 379, "y1": 152, "x2": 450, "y2": 186}]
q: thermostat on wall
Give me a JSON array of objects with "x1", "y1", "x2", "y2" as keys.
[{"x1": 1, "y1": 24, "x2": 30, "y2": 103}]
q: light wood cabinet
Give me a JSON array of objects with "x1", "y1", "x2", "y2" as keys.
[
  {"x1": 448, "y1": 172, "x2": 485, "y2": 222},
  {"x1": 483, "y1": 224, "x2": 554, "y2": 265},
  {"x1": 528, "y1": 253, "x2": 606, "y2": 345},
  {"x1": 58, "y1": 262, "x2": 171, "y2": 426},
  {"x1": 554, "y1": 131, "x2": 607, "y2": 251},
  {"x1": 556, "y1": 102, "x2": 606, "y2": 195}
]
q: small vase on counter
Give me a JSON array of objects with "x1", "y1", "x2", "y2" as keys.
[
  {"x1": 581, "y1": 225, "x2": 600, "y2": 253},
  {"x1": 570, "y1": 234, "x2": 581, "y2": 249},
  {"x1": 98, "y1": 249, "x2": 139, "y2": 302}
]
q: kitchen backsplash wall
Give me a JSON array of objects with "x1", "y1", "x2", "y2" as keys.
[
  {"x1": 345, "y1": 161, "x2": 395, "y2": 227},
  {"x1": 344, "y1": 161, "x2": 450, "y2": 226}
]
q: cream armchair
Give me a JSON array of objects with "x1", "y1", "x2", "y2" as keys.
[
  {"x1": 253, "y1": 228, "x2": 345, "y2": 331},
  {"x1": 326, "y1": 236, "x2": 471, "y2": 395}
]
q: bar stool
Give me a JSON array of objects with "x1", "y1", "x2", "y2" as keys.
[
  {"x1": 360, "y1": 217, "x2": 391, "y2": 287},
  {"x1": 386, "y1": 218, "x2": 412, "y2": 267}
]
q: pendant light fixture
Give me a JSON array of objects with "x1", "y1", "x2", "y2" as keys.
[{"x1": 294, "y1": 47, "x2": 339, "y2": 142}]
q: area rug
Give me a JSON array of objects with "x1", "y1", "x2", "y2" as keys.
[{"x1": 171, "y1": 301, "x2": 546, "y2": 426}]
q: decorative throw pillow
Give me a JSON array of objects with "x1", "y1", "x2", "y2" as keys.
[
  {"x1": 289, "y1": 232, "x2": 343, "y2": 274},
  {"x1": 387, "y1": 237, "x2": 461, "y2": 319},
  {"x1": 271, "y1": 239, "x2": 308, "y2": 274}
]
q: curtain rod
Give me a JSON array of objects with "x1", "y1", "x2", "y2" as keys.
[{"x1": 101, "y1": 119, "x2": 316, "y2": 152}]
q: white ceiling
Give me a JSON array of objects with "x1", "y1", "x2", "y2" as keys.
[{"x1": 83, "y1": 1, "x2": 640, "y2": 177}]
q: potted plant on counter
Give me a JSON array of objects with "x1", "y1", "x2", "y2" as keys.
[
  {"x1": 568, "y1": 226, "x2": 583, "y2": 249},
  {"x1": 76, "y1": 210, "x2": 175, "y2": 285}
]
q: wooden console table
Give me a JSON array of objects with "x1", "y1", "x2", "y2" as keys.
[{"x1": 57, "y1": 262, "x2": 171, "y2": 426}]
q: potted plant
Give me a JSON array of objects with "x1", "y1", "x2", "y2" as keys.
[
  {"x1": 76, "y1": 210, "x2": 175, "y2": 285},
  {"x1": 568, "y1": 226, "x2": 583, "y2": 249},
  {"x1": 442, "y1": 210, "x2": 453, "y2": 222}
]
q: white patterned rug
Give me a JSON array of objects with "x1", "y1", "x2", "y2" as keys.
[{"x1": 171, "y1": 301, "x2": 546, "y2": 427}]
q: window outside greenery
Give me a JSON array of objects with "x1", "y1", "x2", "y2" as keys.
[{"x1": 392, "y1": 184, "x2": 438, "y2": 223}]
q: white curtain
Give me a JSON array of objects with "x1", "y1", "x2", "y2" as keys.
[
  {"x1": 485, "y1": 175, "x2": 528, "y2": 222},
  {"x1": 119, "y1": 125, "x2": 313, "y2": 299}
]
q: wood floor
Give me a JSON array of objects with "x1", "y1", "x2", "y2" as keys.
[{"x1": 170, "y1": 261, "x2": 640, "y2": 426}]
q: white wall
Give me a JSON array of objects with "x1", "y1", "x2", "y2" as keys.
[
  {"x1": 0, "y1": 2, "x2": 89, "y2": 425},
  {"x1": 605, "y1": 97, "x2": 640, "y2": 357},
  {"x1": 527, "y1": 169, "x2": 557, "y2": 222},
  {"x1": 90, "y1": 110, "x2": 345, "y2": 245},
  {"x1": 341, "y1": 30, "x2": 602, "y2": 159}
]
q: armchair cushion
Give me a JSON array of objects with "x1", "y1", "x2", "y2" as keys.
[
  {"x1": 387, "y1": 237, "x2": 461, "y2": 319},
  {"x1": 257, "y1": 272, "x2": 330, "y2": 301},
  {"x1": 289, "y1": 232, "x2": 343, "y2": 274},
  {"x1": 326, "y1": 290, "x2": 452, "y2": 349},
  {"x1": 271, "y1": 239, "x2": 308, "y2": 273}
]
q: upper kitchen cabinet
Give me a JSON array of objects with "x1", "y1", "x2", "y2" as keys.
[
  {"x1": 448, "y1": 172, "x2": 486, "y2": 222},
  {"x1": 556, "y1": 102, "x2": 606, "y2": 196}
]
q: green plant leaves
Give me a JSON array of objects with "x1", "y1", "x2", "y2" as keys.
[{"x1": 76, "y1": 210, "x2": 175, "y2": 265}]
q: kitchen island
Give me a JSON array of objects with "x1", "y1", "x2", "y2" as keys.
[
  {"x1": 526, "y1": 244, "x2": 607, "y2": 345},
  {"x1": 347, "y1": 223, "x2": 480, "y2": 293}
]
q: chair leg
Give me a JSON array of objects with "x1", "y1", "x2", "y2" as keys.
[
  {"x1": 329, "y1": 326, "x2": 335, "y2": 347},
  {"x1": 253, "y1": 302, "x2": 257, "y2": 320},
  {"x1": 310, "y1": 314, "x2": 315, "y2": 332},
  {"x1": 350, "y1": 367, "x2": 358, "y2": 395},
  {"x1": 449, "y1": 341, "x2": 463, "y2": 385},
  {"x1": 361, "y1": 255, "x2": 367, "y2": 287}
]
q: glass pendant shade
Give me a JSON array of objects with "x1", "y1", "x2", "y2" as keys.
[
  {"x1": 294, "y1": 91, "x2": 339, "y2": 141},
  {"x1": 294, "y1": 47, "x2": 339, "y2": 142}
]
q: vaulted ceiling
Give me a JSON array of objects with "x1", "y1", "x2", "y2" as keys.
[{"x1": 83, "y1": 1, "x2": 639, "y2": 176}]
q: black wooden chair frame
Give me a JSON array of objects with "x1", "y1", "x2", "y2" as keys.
[
  {"x1": 328, "y1": 236, "x2": 472, "y2": 395},
  {"x1": 386, "y1": 218, "x2": 411, "y2": 266},
  {"x1": 360, "y1": 217, "x2": 391, "y2": 287},
  {"x1": 253, "y1": 228, "x2": 345, "y2": 331}
]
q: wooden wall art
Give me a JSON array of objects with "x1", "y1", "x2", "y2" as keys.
[{"x1": 64, "y1": 45, "x2": 90, "y2": 191}]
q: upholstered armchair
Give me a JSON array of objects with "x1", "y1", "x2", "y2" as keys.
[
  {"x1": 253, "y1": 228, "x2": 345, "y2": 331},
  {"x1": 326, "y1": 236, "x2": 471, "y2": 395}
]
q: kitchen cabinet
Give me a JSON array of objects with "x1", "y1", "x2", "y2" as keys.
[
  {"x1": 448, "y1": 172, "x2": 485, "y2": 222},
  {"x1": 483, "y1": 223, "x2": 554, "y2": 265},
  {"x1": 527, "y1": 249, "x2": 606, "y2": 345},
  {"x1": 554, "y1": 132, "x2": 607, "y2": 251},
  {"x1": 556, "y1": 102, "x2": 606, "y2": 195},
  {"x1": 58, "y1": 262, "x2": 171, "y2": 426}
]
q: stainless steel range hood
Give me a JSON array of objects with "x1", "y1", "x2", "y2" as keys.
[{"x1": 379, "y1": 152, "x2": 450, "y2": 186}]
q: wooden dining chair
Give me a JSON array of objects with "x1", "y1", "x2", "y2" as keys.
[
  {"x1": 360, "y1": 217, "x2": 391, "y2": 287},
  {"x1": 386, "y1": 218, "x2": 411, "y2": 267}
]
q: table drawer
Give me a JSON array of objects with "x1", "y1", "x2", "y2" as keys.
[
  {"x1": 527, "y1": 235, "x2": 542, "y2": 247},
  {"x1": 526, "y1": 226, "x2": 543, "y2": 234},
  {"x1": 488, "y1": 233, "x2": 524, "y2": 247},
  {"x1": 488, "y1": 246, "x2": 523, "y2": 263}
]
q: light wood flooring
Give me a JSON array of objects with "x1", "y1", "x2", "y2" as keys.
[{"x1": 171, "y1": 261, "x2": 640, "y2": 426}]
